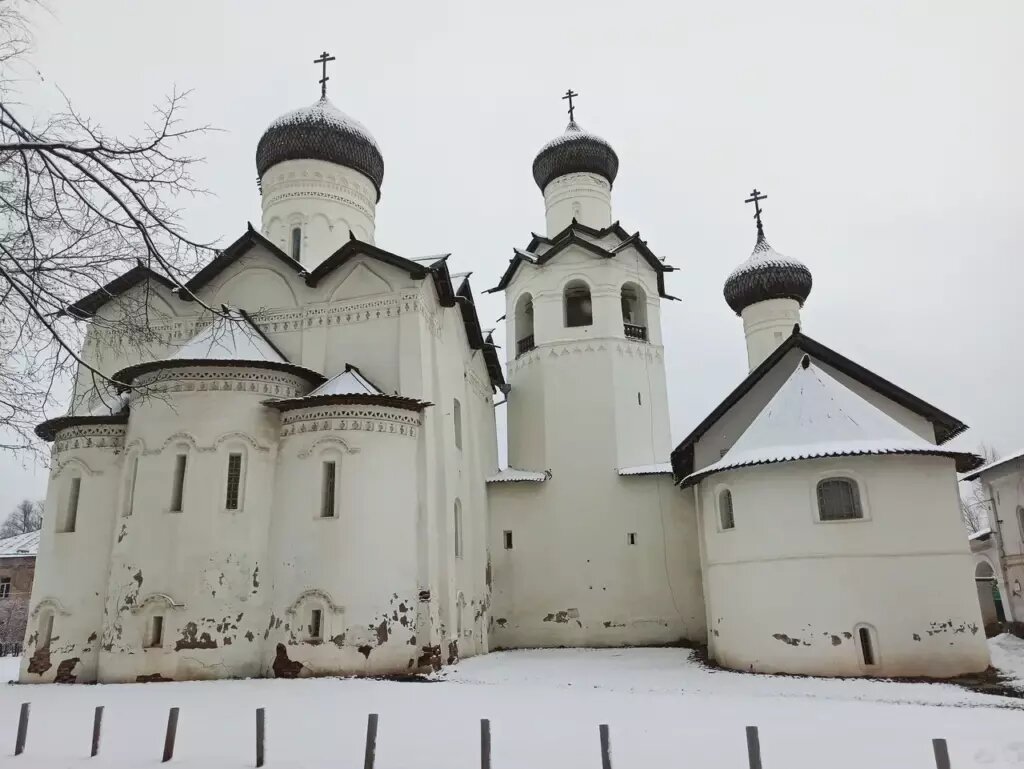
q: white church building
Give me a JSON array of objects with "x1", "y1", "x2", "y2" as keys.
[{"x1": 23, "y1": 70, "x2": 991, "y2": 684}]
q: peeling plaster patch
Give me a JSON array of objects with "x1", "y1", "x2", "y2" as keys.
[
  {"x1": 418, "y1": 589, "x2": 431, "y2": 602},
  {"x1": 27, "y1": 645, "x2": 51, "y2": 674},
  {"x1": 543, "y1": 609, "x2": 579, "y2": 624},
  {"x1": 495, "y1": 618, "x2": 507, "y2": 627},
  {"x1": 603, "y1": 621, "x2": 626, "y2": 628},
  {"x1": 447, "y1": 640, "x2": 459, "y2": 665},
  {"x1": 417, "y1": 644, "x2": 441, "y2": 671},
  {"x1": 375, "y1": 621, "x2": 389, "y2": 645},
  {"x1": 330, "y1": 633, "x2": 346, "y2": 648},
  {"x1": 117, "y1": 524, "x2": 128, "y2": 543},
  {"x1": 913, "y1": 633, "x2": 922, "y2": 641},
  {"x1": 87, "y1": 632, "x2": 97, "y2": 643},
  {"x1": 830, "y1": 635, "x2": 842, "y2": 646},
  {"x1": 252, "y1": 565, "x2": 260, "y2": 591},
  {"x1": 133, "y1": 571, "x2": 143, "y2": 588},
  {"x1": 175, "y1": 622, "x2": 217, "y2": 651},
  {"x1": 272, "y1": 643, "x2": 302, "y2": 678},
  {"x1": 357, "y1": 645, "x2": 373, "y2": 659},
  {"x1": 54, "y1": 657, "x2": 80, "y2": 683},
  {"x1": 842, "y1": 632, "x2": 853, "y2": 639},
  {"x1": 137, "y1": 673, "x2": 172, "y2": 683},
  {"x1": 772, "y1": 633, "x2": 803, "y2": 647},
  {"x1": 245, "y1": 631, "x2": 255, "y2": 642}
]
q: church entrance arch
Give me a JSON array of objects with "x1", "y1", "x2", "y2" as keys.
[{"x1": 975, "y1": 559, "x2": 1004, "y2": 628}]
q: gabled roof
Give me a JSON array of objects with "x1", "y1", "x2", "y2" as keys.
[
  {"x1": 65, "y1": 264, "x2": 177, "y2": 318},
  {"x1": 35, "y1": 396, "x2": 130, "y2": 441},
  {"x1": 488, "y1": 221, "x2": 677, "y2": 299},
  {"x1": 0, "y1": 531, "x2": 40, "y2": 558},
  {"x1": 670, "y1": 330, "x2": 971, "y2": 480},
  {"x1": 307, "y1": 364, "x2": 383, "y2": 397},
  {"x1": 305, "y1": 236, "x2": 430, "y2": 287},
  {"x1": 264, "y1": 364, "x2": 429, "y2": 413},
  {"x1": 525, "y1": 220, "x2": 632, "y2": 252},
  {"x1": 681, "y1": 357, "x2": 980, "y2": 486},
  {"x1": 113, "y1": 308, "x2": 322, "y2": 387},
  {"x1": 455, "y1": 278, "x2": 505, "y2": 388},
  {"x1": 183, "y1": 224, "x2": 305, "y2": 297},
  {"x1": 961, "y1": 448, "x2": 1024, "y2": 482}
]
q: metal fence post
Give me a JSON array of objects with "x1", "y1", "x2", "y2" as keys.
[
  {"x1": 256, "y1": 707, "x2": 266, "y2": 767},
  {"x1": 364, "y1": 713, "x2": 378, "y2": 769},
  {"x1": 746, "y1": 726, "x2": 762, "y2": 769},
  {"x1": 91, "y1": 705, "x2": 104, "y2": 757},
  {"x1": 481, "y1": 718, "x2": 491, "y2": 769},
  {"x1": 932, "y1": 738, "x2": 951, "y2": 769},
  {"x1": 162, "y1": 706, "x2": 179, "y2": 763},
  {"x1": 14, "y1": 702, "x2": 29, "y2": 756},
  {"x1": 599, "y1": 724, "x2": 612, "y2": 769}
]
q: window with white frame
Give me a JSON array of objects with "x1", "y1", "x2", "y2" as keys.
[
  {"x1": 718, "y1": 489, "x2": 735, "y2": 530},
  {"x1": 816, "y1": 478, "x2": 863, "y2": 521},
  {"x1": 225, "y1": 452, "x2": 243, "y2": 510},
  {"x1": 170, "y1": 454, "x2": 187, "y2": 513},
  {"x1": 0, "y1": 578, "x2": 10, "y2": 599},
  {"x1": 454, "y1": 499, "x2": 464, "y2": 559},
  {"x1": 320, "y1": 460, "x2": 338, "y2": 518},
  {"x1": 60, "y1": 476, "x2": 81, "y2": 533}
]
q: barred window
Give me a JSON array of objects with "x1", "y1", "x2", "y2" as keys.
[
  {"x1": 719, "y1": 489, "x2": 735, "y2": 530},
  {"x1": 0, "y1": 578, "x2": 10, "y2": 599},
  {"x1": 817, "y1": 478, "x2": 863, "y2": 521},
  {"x1": 225, "y1": 453, "x2": 243, "y2": 510}
]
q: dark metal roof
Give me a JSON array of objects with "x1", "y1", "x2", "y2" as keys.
[
  {"x1": 669, "y1": 331, "x2": 970, "y2": 480},
  {"x1": 184, "y1": 224, "x2": 305, "y2": 298},
  {"x1": 112, "y1": 357, "x2": 324, "y2": 390},
  {"x1": 256, "y1": 97, "x2": 384, "y2": 199},
  {"x1": 65, "y1": 265, "x2": 177, "y2": 318},
  {"x1": 35, "y1": 412, "x2": 129, "y2": 442},
  {"x1": 723, "y1": 228, "x2": 813, "y2": 315},
  {"x1": 265, "y1": 392, "x2": 430, "y2": 413},
  {"x1": 532, "y1": 121, "x2": 619, "y2": 191},
  {"x1": 487, "y1": 222, "x2": 677, "y2": 299}
]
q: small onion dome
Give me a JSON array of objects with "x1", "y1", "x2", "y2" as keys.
[
  {"x1": 723, "y1": 228, "x2": 813, "y2": 315},
  {"x1": 256, "y1": 97, "x2": 384, "y2": 200},
  {"x1": 532, "y1": 120, "x2": 619, "y2": 191}
]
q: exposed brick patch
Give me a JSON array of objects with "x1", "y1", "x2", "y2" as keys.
[
  {"x1": 272, "y1": 643, "x2": 303, "y2": 678},
  {"x1": 27, "y1": 645, "x2": 51, "y2": 675}
]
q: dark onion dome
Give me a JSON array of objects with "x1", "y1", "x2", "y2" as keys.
[
  {"x1": 532, "y1": 120, "x2": 619, "y2": 191},
  {"x1": 256, "y1": 97, "x2": 384, "y2": 200},
  {"x1": 723, "y1": 227, "x2": 813, "y2": 315}
]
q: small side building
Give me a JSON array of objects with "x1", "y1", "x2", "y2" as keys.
[{"x1": 0, "y1": 531, "x2": 39, "y2": 653}]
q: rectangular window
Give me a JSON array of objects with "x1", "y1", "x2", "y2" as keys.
[
  {"x1": 321, "y1": 461, "x2": 337, "y2": 518},
  {"x1": 38, "y1": 612, "x2": 53, "y2": 650},
  {"x1": 170, "y1": 454, "x2": 187, "y2": 513},
  {"x1": 0, "y1": 578, "x2": 10, "y2": 599},
  {"x1": 858, "y1": 627, "x2": 876, "y2": 666},
  {"x1": 147, "y1": 615, "x2": 164, "y2": 648},
  {"x1": 627, "y1": 532, "x2": 637, "y2": 546},
  {"x1": 61, "y1": 477, "x2": 81, "y2": 532},
  {"x1": 225, "y1": 453, "x2": 243, "y2": 510},
  {"x1": 453, "y1": 399, "x2": 463, "y2": 451},
  {"x1": 503, "y1": 530, "x2": 513, "y2": 550},
  {"x1": 309, "y1": 608, "x2": 323, "y2": 640},
  {"x1": 454, "y1": 502, "x2": 464, "y2": 559}
]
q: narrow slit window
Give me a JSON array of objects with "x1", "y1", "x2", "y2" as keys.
[
  {"x1": 503, "y1": 530, "x2": 513, "y2": 550},
  {"x1": 627, "y1": 532, "x2": 637, "y2": 546},
  {"x1": 225, "y1": 453, "x2": 243, "y2": 510},
  {"x1": 858, "y1": 626, "x2": 876, "y2": 666},
  {"x1": 321, "y1": 461, "x2": 337, "y2": 518},
  {"x1": 38, "y1": 612, "x2": 54, "y2": 650},
  {"x1": 454, "y1": 500, "x2": 464, "y2": 559},
  {"x1": 719, "y1": 489, "x2": 735, "y2": 530},
  {"x1": 147, "y1": 615, "x2": 164, "y2": 648},
  {"x1": 124, "y1": 456, "x2": 139, "y2": 517},
  {"x1": 453, "y1": 399, "x2": 463, "y2": 451},
  {"x1": 309, "y1": 608, "x2": 323, "y2": 640},
  {"x1": 291, "y1": 226, "x2": 302, "y2": 260},
  {"x1": 170, "y1": 455, "x2": 187, "y2": 513},
  {"x1": 62, "y1": 477, "x2": 81, "y2": 532}
]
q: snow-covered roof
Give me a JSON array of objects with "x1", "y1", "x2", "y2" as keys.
[
  {"x1": 0, "y1": 531, "x2": 40, "y2": 558},
  {"x1": 167, "y1": 310, "x2": 286, "y2": 365},
  {"x1": 532, "y1": 120, "x2": 619, "y2": 191},
  {"x1": 486, "y1": 468, "x2": 551, "y2": 483},
  {"x1": 265, "y1": 97, "x2": 380, "y2": 153},
  {"x1": 723, "y1": 227, "x2": 813, "y2": 315},
  {"x1": 307, "y1": 367, "x2": 382, "y2": 397},
  {"x1": 961, "y1": 448, "x2": 1024, "y2": 481},
  {"x1": 618, "y1": 463, "x2": 673, "y2": 476},
  {"x1": 682, "y1": 357, "x2": 978, "y2": 486},
  {"x1": 968, "y1": 527, "x2": 992, "y2": 541}
]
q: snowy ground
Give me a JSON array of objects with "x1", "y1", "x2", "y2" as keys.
[{"x1": 0, "y1": 641, "x2": 1023, "y2": 768}]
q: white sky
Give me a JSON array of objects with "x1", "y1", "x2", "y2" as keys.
[{"x1": 2, "y1": 0, "x2": 1022, "y2": 514}]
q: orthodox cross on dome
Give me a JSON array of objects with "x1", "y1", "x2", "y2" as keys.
[
  {"x1": 314, "y1": 51, "x2": 336, "y2": 99},
  {"x1": 562, "y1": 88, "x2": 579, "y2": 122},
  {"x1": 744, "y1": 188, "x2": 768, "y2": 238}
]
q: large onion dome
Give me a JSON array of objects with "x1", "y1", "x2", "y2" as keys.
[
  {"x1": 532, "y1": 120, "x2": 619, "y2": 191},
  {"x1": 724, "y1": 225, "x2": 813, "y2": 315},
  {"x1": 256, "y1": 97, "x2": 384, "y2": 199}
]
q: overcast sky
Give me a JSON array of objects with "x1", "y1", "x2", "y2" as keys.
[{"x1": 2, "y1": 0, "x2": 1022, "y2": 514}]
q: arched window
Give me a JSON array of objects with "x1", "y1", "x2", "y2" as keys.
[
  {"x1": 454, "y1": 499, "x2": 464, "y2": 559},
  {"x1": 515, "y1": 293, "x2": 535, "y2": 357},
  {"x1": 456, "y1": 591, "x2": 466, "y2": 638},
  {"x1": 37, "y1": 610, "x2": 54, "y2": 652},
  {"x1": 291, "y1": 226, "x2": 302, "y2": 261},
  {"x1": 621, "y1": 283, "x2": 647, "y2": 341},
  {"x1": 564, "y1": 280, "x2": 593, "y2": 328},
  {"x1": 718, "y1": 489, "x2": 735, "y2": 530},
  {"x1": 59, "y1": 475, "x2": 81, "y2": 533},
  {"x1": 224, "y1": 449, "x2": 246, "y2": 511},
  {"x1": 816, "y1": 478, "x2": 863, "y2": 521}
]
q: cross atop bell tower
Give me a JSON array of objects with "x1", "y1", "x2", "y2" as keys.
[{"x1": 744, "y1": 188, "x2": 767, "y2": 239}]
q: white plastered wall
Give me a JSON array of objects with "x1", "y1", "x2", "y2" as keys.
[
  {"x1": 977, "y1": 460, "x2": 1024, "y2": 622},
  {"x1": 740, "y1": 297, "x2": 801, "y2": 371},
  {"x1": 698, "y1": 455, "x2": 990, "y2": 678},
  {"x1": 542, "y1": 172, "x2": 612, "y2": 236}
]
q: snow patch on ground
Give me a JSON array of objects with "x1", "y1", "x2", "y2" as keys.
[
  {"x1": 989, "y1": 633, "x2": 1024, "y2": 688},
  {"x1": 0, "y1": 643, "x2": 1021, "y2": 767}
]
